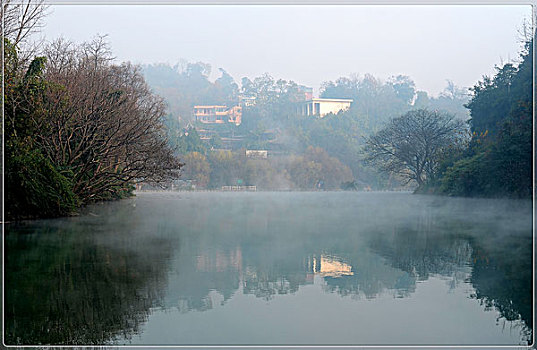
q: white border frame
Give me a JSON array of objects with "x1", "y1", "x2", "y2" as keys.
[{"x1": 1, "y1": 1, "x2": 535, "y2": 348}]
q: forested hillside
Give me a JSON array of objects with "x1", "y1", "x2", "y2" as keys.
[
  {"x1": 142, "y1": 63, "x2": 469, "y2": 191},
  {"x1": 434, "y1": 39, "x2": 533, "y2": 198}
]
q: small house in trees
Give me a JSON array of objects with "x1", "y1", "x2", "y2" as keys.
[
  {"x1": 297, "y1": 98, "x2": 353, "y2": 117},
  {"x1": 193, "y1": 105, "x2": 242, "y2": 125}
]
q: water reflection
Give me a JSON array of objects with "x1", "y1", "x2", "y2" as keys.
[
  {"x1": 469, "y1": 234, "x2": 533, "y2": 342},
  {"x1": 312, "y1": 255, "x2": 354, "y2": 277},
  {"x1": 5, "y1": 199, "x2": 178, "y2": 345},
  {"x1": 5, "y1": 192, "x2": 533, "y2": 345},
  {"x1": 365, "y1": 196, "x2": 532, "y2": 338}
]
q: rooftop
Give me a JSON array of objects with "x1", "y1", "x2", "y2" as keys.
[{"x1": 304, "y1": 98, "x2": 354, "y2": 103}]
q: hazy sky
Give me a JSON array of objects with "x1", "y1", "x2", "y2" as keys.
[{"x1": 42, "y1": 4, "x2": 531, "y2": 96}]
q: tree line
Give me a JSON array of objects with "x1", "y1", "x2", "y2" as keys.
[
  {"x1": 4, "y1": 34, "x2": 181, "y2": 219},
  {"x1": 6, "y1": 0, "x2": 526, "y2": 220},
  {"x1": 143, "y1": 62, "x2": 470, "y2": 191},
  {"x1": 364, "y1": 38, "x2": 533, "y2": 198},
  {"x1": 171, "y1": 129, "x2": 353, "y2": 190},
  {"x1": 436, "y1": 38, "x2": 533, "y2": 198}
]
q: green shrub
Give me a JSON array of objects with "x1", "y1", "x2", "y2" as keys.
[
  {"x1": 6, "y1": 145, "x2": 79, "y2": 219},
  {"x1": 438, "y1": 153, "x2": 491, "y2": 197}
]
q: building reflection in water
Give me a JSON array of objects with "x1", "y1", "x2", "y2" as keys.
[
  {"x1": 5, "y1": 192, "x2": 533, "y2": 345},
  {"x1": 170, "y1": 195, "x2": 532, "y2": 345},
  {"x1": 309, "y1": 255, "x2": 354, "y2": 277}
]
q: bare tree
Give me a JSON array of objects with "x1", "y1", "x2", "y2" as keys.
[
  {"x1": 364, "y1": 109, "x2": 466, "y2": 187},
  {"x1": 22, "y1": 37, "x2": 182, "y2": 203},
  {"x1": 1, "y1": 0, "x2": 48, "y2": 46}
]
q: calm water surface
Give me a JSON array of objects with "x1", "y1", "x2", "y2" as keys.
[{"x1": 5, "y1": 192, "x2": 533, "y2": 346}]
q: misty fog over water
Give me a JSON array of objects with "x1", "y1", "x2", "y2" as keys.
[
  {"x1": 5, "y1": 192, "x2": 532, "y2": 346},
  {"x1": 3, "y1": 2, "x2": 534, "y2": 348}
]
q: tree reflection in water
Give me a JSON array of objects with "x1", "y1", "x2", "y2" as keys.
[
  {"x1": 5, "y1": 199, "x2": 178, "y2": 345},
  {"x1": 163, "y1": 194, "x2": 532, "y2": 343},
  {"x1": 361, "y1": 197, "x2": 532, "y2": 343},
  {"x1": 5, "y1": 192, "x2": 533, "y2": 345},
  {"x1": 468, "y1": 234, "x2": 532, "y2": 342}
]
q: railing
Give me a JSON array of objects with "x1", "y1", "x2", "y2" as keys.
[{"x1": 221, "y1": 185, "x2": 257, "y2": 191}]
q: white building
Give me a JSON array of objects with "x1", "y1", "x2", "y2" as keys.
[
  {"x1": 245, "y1": 150, "x2": 268, "y2": 159},
  {"x1": 297, "y1": 98, "x2": 353, "y2": 117}
]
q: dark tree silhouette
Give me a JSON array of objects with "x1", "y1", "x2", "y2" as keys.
[{"x1": 365, "y1": 109, "x2": 465, "y2": 187}]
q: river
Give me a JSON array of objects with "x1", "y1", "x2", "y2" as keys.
[{"x1": 4, "y1": 192, "x2": 533, "y2": 347}]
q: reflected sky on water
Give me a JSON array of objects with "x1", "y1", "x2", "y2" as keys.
[{"x1": 5, "y1": 192, "x2": 533, "y2": 346}]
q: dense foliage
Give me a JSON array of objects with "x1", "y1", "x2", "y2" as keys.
[
  {"x1": 4, "y1": 38, "x2": 182, "y2": 219},
  {"x1": 142, "y1": 61, "x2": 471, "y2": 191},
  {"x1": 361, "y1": 39, "x2": 532, "y2": 198},
  {"x1": 435, "y1": 40, "x2": 533, "y2": 198},
  {"x1": 142, "y1": 62, "x2": 238, "y2": 125},
  {"x1": 173, "y1": 145, "x2": 353, "y2": 191},
  {"x1": 321, "y1": 74, "x2": 469, "y2": 128}
]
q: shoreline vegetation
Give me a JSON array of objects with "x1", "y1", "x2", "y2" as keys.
[
  {"x1": 423, "y1": 38, "x2": 533, "y2": 199},
  {"x1": 5, "y1": 37, "x2": 182, "y2": 220},
  {"x1": 3, "y1": 2, "x2": 533, "y2": 220},
  {"x1": 137, "y1": 36, "x2": 532, "y2": 200}
]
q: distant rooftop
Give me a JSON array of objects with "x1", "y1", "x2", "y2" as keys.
[{"x1": 301, "y1": 98, "x2": 353, "y2": 103}]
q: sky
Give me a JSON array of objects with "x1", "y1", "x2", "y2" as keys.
[{"x1": 41, "y1": 4, "x2": 532, "y2": 96}]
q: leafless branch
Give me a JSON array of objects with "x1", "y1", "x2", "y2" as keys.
[{"x1": 364, "y1": 109, "x2": 466, "y2": 187}]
